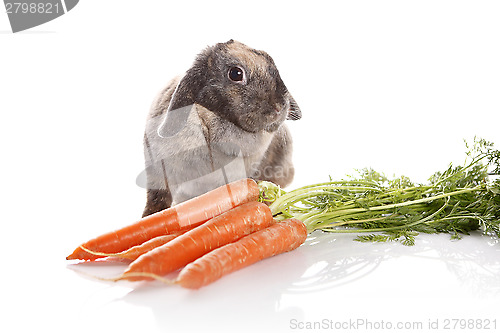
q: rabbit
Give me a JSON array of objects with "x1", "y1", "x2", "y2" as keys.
[{"x1": 141, "y1": 39, "x2": 301, "y2": 217}]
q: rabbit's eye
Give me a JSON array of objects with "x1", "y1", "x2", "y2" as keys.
[{"x1": 228, "y1": 67, "x2": 245, "y2": 82}]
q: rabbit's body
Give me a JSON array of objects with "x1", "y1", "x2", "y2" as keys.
[{"x1": 142, "y1": 40, "x2": 301, "y2": 217}]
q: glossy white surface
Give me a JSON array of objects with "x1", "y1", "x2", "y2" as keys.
[
  {"x1": 4, "y1": 229, "x2": 500, "y2": 333},
  {"x1": 1, "y1": 1, "x2": 499, "y2": 333}
]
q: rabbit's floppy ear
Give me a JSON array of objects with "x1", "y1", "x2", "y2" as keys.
[
  {"x1": 167, "y1": 65, "x2": 206, "y2": 112},
  {"x1": 287, "y1": 95, "x2": 302, "y2": 120},
  {"x1": 157, "y1": 66, "x2": 206, "y2": 138}
]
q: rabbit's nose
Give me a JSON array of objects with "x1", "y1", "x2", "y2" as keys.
[{"x1": 274, "y1": 103, "x2": 284, "y2": 113}]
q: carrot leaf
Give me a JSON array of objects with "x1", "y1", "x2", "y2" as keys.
[{"x1": 260, "y1": 137, "x2": 500, "y2": 245}]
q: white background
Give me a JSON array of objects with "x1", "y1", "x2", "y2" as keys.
[{"x1": 1, "y1": 1, "x2": 499, "y2": 332}]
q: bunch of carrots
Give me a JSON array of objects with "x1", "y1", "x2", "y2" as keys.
[
  {"x1": 66, "y1": 178, "x2": 308, "y2": 289},
  {"x1": 67, "y1": 139, "x2": 500, "y2": 288}
]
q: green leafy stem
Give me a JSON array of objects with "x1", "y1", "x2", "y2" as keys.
[{"x1": 259, "y1": 137, "x2": 500, "y2": 245}]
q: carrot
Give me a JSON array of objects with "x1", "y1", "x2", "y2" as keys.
[
  {"x1": 175, "y1": 218, "x2": 307, "y2": 289},
  {"x1": 66, "y1": 178, "x2": 259, "y2": 261},
  {"x1": 79, "y1": 231, "x2": 186, "y2": 261},
  {"x1": 119, "y1": 201, "x2": 274, "y2": 281}
]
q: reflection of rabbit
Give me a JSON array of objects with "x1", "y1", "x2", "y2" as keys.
[{"x1": 142, "y1": 40, "x2": 302, "y2": 217}]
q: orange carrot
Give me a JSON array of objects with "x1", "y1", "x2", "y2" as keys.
[
  {"x1": 120, "y1": 201, "x2": 273, "y2": 281},
  {"x1": 175, "y1": 218, "x2": 307, "y2": 289},
  {"x1": 66, "y1": 178, "x2": 259, "y2": 261},
  {"x1": 79, "y1": 231, "x2": 186, "y2": 261}
]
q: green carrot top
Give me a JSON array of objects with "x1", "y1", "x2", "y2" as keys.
[{"x1": 259, "y1": 137, "x2": 500, "y2": 246}]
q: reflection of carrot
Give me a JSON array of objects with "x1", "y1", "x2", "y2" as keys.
[
  {"x1": 79, "y1": 231, "x2": 186, "y2": 261},
  {"x1": 66, "y1": 178, "x2": 260, "y2": 261},
  {"x1": 120, "y1": 201, "x2": 273, "y2": 281},
  {"x1": 176, "y1": 218, "x2": 307, "y2": 289}
]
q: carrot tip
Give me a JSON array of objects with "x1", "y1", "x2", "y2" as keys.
[
  {"x1": 68, "y1": 267, "x2": 169, "y2": 284},
  {"x1": 66, "y1": 246, "x2": 103, "y2": 261},
  {"x1": 117, "y1": 272, "x2": 175, "y2": 285},
  {"x1": 66, "y1": 251, "x2": 86, "y2": 261}
]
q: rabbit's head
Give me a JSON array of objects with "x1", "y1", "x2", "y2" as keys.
[{"x1": 166, "y1": 40, "x2": 301, "y2": 133}]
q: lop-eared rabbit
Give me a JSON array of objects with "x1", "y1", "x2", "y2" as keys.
[{"x1": 142, "y1": 40, "x2": 301, "y2": 217}]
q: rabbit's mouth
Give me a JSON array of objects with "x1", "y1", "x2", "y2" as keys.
[
  {"x1": 235, "y1": 108, "x2": 285, "y2": 133},
  {"x1": 263, "y1": 107, "x2": 287, "y2": 132}
]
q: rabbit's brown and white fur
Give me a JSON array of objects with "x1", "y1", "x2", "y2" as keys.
[{"x1": 142, "y1": 40, "x2": 301, "y2": 217}]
